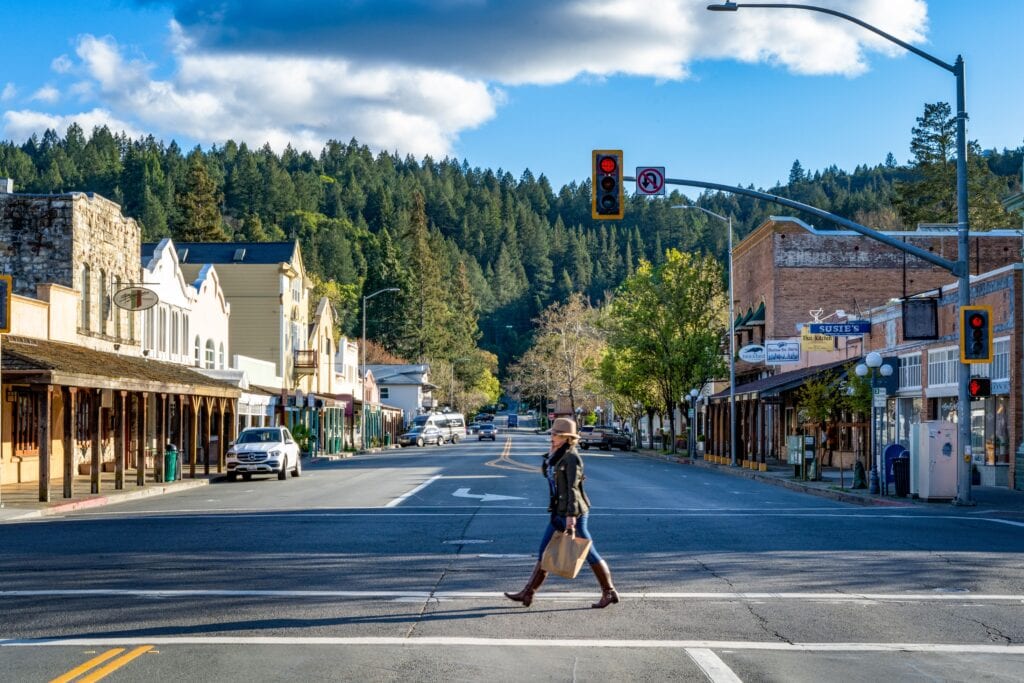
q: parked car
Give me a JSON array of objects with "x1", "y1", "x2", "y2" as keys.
[
  {"x1": 398, "y1": 425, "x2": 446, "y2": 447},
  {"x1": 411, "y1": 412, "x2": 466, "y2": 443},
  {"x1": 226, "y1": 426, "x2": 302, "y2": 481},
  {"x1": 478, "y1": 423, "x2": 498, "y2": 441},
  {"x1": 581, "y1": 426, "x2": 632, "y2": 451}
]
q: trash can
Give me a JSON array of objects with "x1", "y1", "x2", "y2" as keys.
[
  {"x1": 164, "y1": 443, "x2": 178, "y2": 482},
  {"x1": 893, "y1": 455, "x2": 910, "y2": 497}
]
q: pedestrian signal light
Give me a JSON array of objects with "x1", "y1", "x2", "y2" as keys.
[
  {"x1": 592, "y1": 149, "x2": 624, "y2": 220},
  {"x1": 968, "y1": 377, "x2": 991, "y2": 399},
  {"x1": 959, "y1": 305, "x2": 992, "y2": 363}
]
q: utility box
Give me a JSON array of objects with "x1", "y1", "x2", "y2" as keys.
[{"x1": 916, "y1": 421, "x2": 957, "y2": 501}]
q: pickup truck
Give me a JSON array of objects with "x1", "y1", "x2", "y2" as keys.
[{"x1": 580, "y1": 426, "x2": 632, "y2": 451}]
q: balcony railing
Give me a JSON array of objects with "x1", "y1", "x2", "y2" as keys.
[{"x1": 293, "y1": 349, "x2": 317, "y2": 376}]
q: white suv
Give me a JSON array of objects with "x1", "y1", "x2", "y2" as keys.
[{"x1": 226, "y1": 427, "x2": 302, "y2": 481}]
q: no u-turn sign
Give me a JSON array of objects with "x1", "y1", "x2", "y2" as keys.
[{"x1": 635, "y1": 167, "x2": 665, "y2": 195}]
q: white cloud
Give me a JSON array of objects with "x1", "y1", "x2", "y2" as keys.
[
  {"x1": 30, "y1": 86, "x2": 61, "y2": 104},
  {"x1": 2, "y1": 0, "x2": 930, "y2": 158},
  {"x1": 51, "y1": 54, "x2": 73, "y2": 74},
  {"x1": 2, "y1": 108, "x2": 142, "y2": 140},
  {"x1": 1, "y1": 83, "x2": 15, "y2": 102}
]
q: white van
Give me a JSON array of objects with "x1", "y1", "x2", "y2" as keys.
[{"x1": 411, "y1": 412, "x2": 467, "y2": 444}]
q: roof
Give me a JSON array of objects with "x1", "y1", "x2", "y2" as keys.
[
  {"x1": 1, "y1": 336, "x2": 240, "y2": 398},
  {"x1": 141, "y1": 242, "x2": 296, "y2": 265},
  {"x1": 367, "y1": 364, "x2": 432, "y2": 386},
  {"x1": 710, "y1": 359, "x2": 850, "y2": 401}
]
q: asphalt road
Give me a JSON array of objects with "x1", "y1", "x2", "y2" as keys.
[{"x1": 2, "y1": 432, "x2": 1024, "y2": 681}]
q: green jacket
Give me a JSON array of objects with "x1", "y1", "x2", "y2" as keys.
[{"x1": 545, "y1": 444, "x2": 591, "y2": 516}]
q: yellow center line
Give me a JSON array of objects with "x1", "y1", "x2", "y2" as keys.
[
  {"x1": 77, "y1": 645, "x2": 154, "y2": 682},
  {"x1": 49, "y1": 648, "x2": 125, "y2": 683},
  {"x1": 485, "y1": 435, "x2": 539, "y2": 473}
]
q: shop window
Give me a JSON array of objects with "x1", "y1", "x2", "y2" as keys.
[{"x1": 13, "y1": 393, "x2": 39, "y2": 456}]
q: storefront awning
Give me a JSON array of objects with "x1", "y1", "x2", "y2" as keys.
[
  {"x1": 709, "y1": 359, "x2": 850, "y2": 402},
  {"x1": 2, "y1": 336, "x2": 240, "y2": 398}
]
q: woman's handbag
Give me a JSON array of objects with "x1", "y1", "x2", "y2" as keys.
[{"x1": 541, "y1": 531, "x2": 592, "y2": 579}]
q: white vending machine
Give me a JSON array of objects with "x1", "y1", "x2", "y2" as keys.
[{"x1": 916, "y1": 420, "x2": 957, "y2": 501}]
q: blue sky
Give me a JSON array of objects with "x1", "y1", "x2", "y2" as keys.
[{"x1": 1, "y1": 1, "x2": 1021, "y2": 192}]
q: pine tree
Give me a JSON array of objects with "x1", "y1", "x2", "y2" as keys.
[{"x1": 175, "y1": 155, "x2": 227, "y2": 241}]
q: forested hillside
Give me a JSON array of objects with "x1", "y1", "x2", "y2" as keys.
[{"x1": 1, "y1": 109, "x2": 1020, "y2": 376}]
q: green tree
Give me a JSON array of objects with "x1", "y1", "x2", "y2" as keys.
[
  {"x1": 175, "y1": 155, "x2": 227, "y2": 241},
  {"x1": 605, "y1": 249, "x2": 727, "y2": 453}
]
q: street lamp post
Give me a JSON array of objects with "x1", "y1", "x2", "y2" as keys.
[
  {"x1": 708, "y1": 1, "x2": 973, "y2": 504},
  {"x1": 674, "y1": 204, "x2": 737, "y2": 466},
  {"x1": 361, "y1": 287, "x2": 399, "y2": 450},
  {"x1": 687, "y1": 388, "x2": 700, "y2": 458},
  {"x1": 855, "y1": 352, "x2": 893, "y2": 494}
]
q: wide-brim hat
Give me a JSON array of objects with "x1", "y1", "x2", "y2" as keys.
[{"x1": 551, "y1": 417, "x2": 578, "y2": 438}]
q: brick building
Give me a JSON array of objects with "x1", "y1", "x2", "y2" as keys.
[{"x1": 705, "y1": 217, "x2": 1023, "y2": 487}]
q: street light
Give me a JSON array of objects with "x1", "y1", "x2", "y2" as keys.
[
  {"x1": 708, "y1": 0, "x2": 972, "y2": 504},
  {"x1": 687, "y1": 388, "x2": 700, "y2": 458},
  {"x1": 674, "y1": 204, "x2": 737, "y2": 467},
  {"x1": 361, "y1": 287, "x2": 399, "y2": 450},
  {"x1": 855, "y1": 352, "x2": 893, "y2": 494}
]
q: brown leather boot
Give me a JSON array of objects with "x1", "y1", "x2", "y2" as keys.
[
  {"x1": 504, "y1": 562, "x2": 548, "y2": 607},
  {"x1": 590, "y1": 560, "x2": 619, "y2": 608}
]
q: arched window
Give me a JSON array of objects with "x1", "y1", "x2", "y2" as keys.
[
  {"x1": 205, "y1": 339, "x2": 215, "y2": 369},
  {"x1": 158, "y1": 307, "x2": 167, "y2": 353},
  {"x1": 182, "y1": 315, "x2": 189, "y2": 358},
  {"x1": 113, "y1": 276, "x2": 122, "y2": 340},
  {"x1": 218, "y1": 342, "x2": 226, "y2": 369},
  {"x1": 97, "y1": 269, "x2": 107, "y2": 335},
  {"x1": 80, "y1": 265, "x2": 91, "y2": 331},
  {"x1": 194, "y1": 335, "x2": 202, "y2": 367},
  {"x1": 144, "y1": 308, "x2": 155, "y2": 352},
  {"x1": 171, "y1": 311, "x2": 180, "y2": 355}
]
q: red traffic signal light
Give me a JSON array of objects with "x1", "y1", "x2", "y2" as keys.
[
  {"x1": 592, "y1": 149, "x2": 624, "y2": 220},
  {"x1": 959, "y1": 305, "x2": 992, "y2": 363},
  {"x1": 968, "y1": 377, "x2": 991, "y2": 399}
]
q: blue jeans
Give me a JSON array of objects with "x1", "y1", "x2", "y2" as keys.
[{"x1": 537, "y1": 513, "x2": 603, "y2": 566}]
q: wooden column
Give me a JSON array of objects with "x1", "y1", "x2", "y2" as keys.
[
  {"x1": 136, "y1": 392, "x2": 148, "y2": 487},
  {"x1": 217, "y1": 398, "x2": 227, "y2": 473},
  {"x1": 155, "y1": 394, "x2": 167, "y2": 483},
  {"x1": 36, "y1": 386, "x2": 53, "y2": 503},
  {"x1": 114, "y1": 390, "x2": 127, "y2": 490},
  {"x1": 189, "y1": 396, "x2": 201, "y2": 478},
  {"x1": 203, "y1": 396, "x2": 213, "y2": 475},
  {"x1": 90, "y1": 389, "x2": 101, "y2": 494},
  {"x1": 62, "y1": 387, "x2": 77, "y2": 499}
]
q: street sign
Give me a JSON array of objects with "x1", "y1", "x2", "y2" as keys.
[
  {"x1": 0, "y1": 274, "x2": 11, "y2": 333},
  {"x1": 765, "y1": 340, "x2": 800, "y2": 365},
  {"x1": 808, "y1": 320, "x2": 870, "y2": 335},
  {"x1": 635, "y1": 167, "x2": 665, "y2": 195},
  {"x1": 873, "y1": 387, "x2": 887, "y2": 408}
]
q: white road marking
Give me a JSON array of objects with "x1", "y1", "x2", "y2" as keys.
[
  {"x1": 5, "y1": 636, "x2": 1024, "y2": 654},
  {"x1": 686, "y1": 648, "x2": 743, "y2": 683},
  {"x1": 385, "y1": 475, "x2": 443, "y2": 507},
  {"x1": 452, "y1": 487, "x2": 525, "y2": 502},
  {"x1": 3, "y1": 589, "x2": 1023, "y2": 602}
]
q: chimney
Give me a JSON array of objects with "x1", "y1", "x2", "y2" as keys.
[{"x1": 0, "y1": 178, "x2": 13, "y2": 194}]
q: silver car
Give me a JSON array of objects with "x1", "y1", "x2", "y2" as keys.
[{"x1": 226, "y1": 427, "x2": 303, "y2": 481}]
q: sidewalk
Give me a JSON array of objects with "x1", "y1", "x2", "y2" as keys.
[
  {"x1": 637, "y1": 449, "x2": 1024, "y2": 516},
  {"x1": 0, "y1": 472, "x2": 213, "y2": 523}
]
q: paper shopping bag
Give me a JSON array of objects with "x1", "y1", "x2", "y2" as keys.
[{"x1": 540, "y1": 531, "x2": 592, "y2": 579}]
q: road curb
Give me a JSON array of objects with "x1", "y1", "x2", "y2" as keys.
[
  {"x1": 635, "y1": 450, "x2": 912, "y2": 508},
  {"x1": 0, "y1": 478, "x2": 210, "y2": 523}
]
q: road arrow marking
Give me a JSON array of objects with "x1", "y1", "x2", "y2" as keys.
[{"x1": 452, "y1": 487, "x2": 524, "y2": 502}]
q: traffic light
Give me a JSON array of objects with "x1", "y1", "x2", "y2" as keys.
[
  {"x1": 968, "y1": 377, "x2": 991, "y2": 399},
  {"x1": 959, "y1": 305, "x2": 993, "y2": 363},
  {"x1": 592, "y1": 149, "x2": 624, "y2": 220}
]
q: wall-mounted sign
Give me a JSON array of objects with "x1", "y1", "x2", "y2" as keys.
[
  {"x1": 808, "y1": 320, "x2": 870, "y2": 335},
  {"x1": 114, "y1": 286, "x2": 159, "y2": 311},
  {"x1": 765, "y1": 339, "x2": 800, "y2": 365},
  {"x1": 0, "y1": 274, "x2": 11, "y2": 333},
  {"x1": 801, "y1": 329, "x2": 835, "y2": 352},
  {"x1": 738, "y1": 344, "x2": 765, "y2": 363}
]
